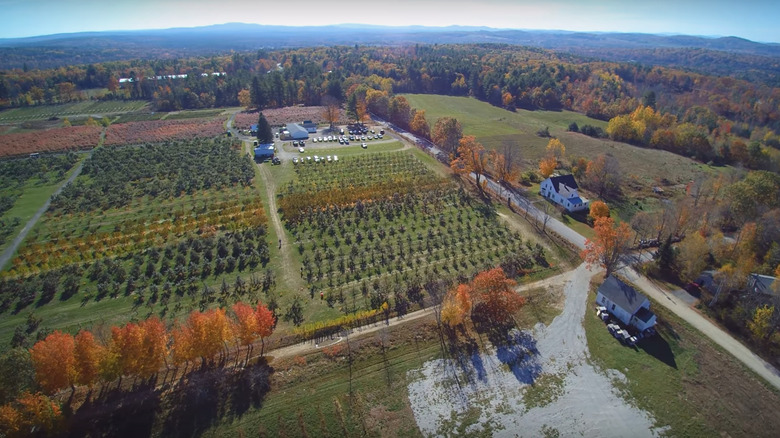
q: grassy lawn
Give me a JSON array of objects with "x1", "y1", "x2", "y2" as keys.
[
  {"x1": 585, "y1": 279, "x2": 780, "y2": 437},
  {"x1": 403, "y1": 94, "x2": 727, "y2": 189}
]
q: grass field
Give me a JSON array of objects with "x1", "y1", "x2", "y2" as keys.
[
  {"x1": 0, "y1": 154, "x2": 84, "y2": 262},
  {"x1": 584, "y1": 280, "x2": 780, "y2": 437},
  {"x1": 403, "y1": 94, "x2": 724, "y2": 189},
  {"x1": 0, "y1": 100, "x2": 149, "y2": 122}
]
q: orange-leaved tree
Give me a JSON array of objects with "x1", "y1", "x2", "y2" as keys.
[
  {"x1": 255, "y1": 303, "x2": 276, "y2": 356},
  {"x1": 451, "y1": 135, "x2": 490, "y2": 192},
  {"x1": 469, "y1": 267, "x2": 524, "y2": 325},
  {"x1": 74, "y1": 331, "x2": 103, "y2": 387},
  {"x1": 410, "y1": 110, "x2": 430, "y2": 139},
  {"x1": 179, "y1": 309, "x2": 234, "y2": 366},
  {"x1": 110, "y1": 317, "x2": 168, "y2": 380},
  {"x1": 539, "y1": 156, "x2": 557, "y2": 178},
  {"x1": 0, "y1": 392, "x2": 62, "y2": 438},
  {"x1": 589, "y1": 200, "x2": 610, "y2": 221},
  {"x1": 581, "y1": 216, "x2": 634, "y2": 277},
  {"x1": 232, "y1": 302, "x2": 259, "y2": 358},
  {"x1": 441, "y1": 284, "x2": 473, "y2": 328},
  {"x1": 29, "y1": 331, "x2": 77, "y2": 394}
]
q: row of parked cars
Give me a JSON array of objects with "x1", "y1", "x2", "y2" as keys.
[{"x1": 292, "y1": 155, "x2": 338, "y2": 164}]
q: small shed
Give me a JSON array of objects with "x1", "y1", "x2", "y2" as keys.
[
  {"x1": 254, "y1": 143, "x2": 275, "y2": 161},
  {"x1": 282, "y1": 123, "x2": 309, "y2": 140},
  {"x1": 596, "y1": 276, "x2": 656, "y2": 331}
]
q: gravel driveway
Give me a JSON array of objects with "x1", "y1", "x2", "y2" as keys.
[{"x1": 407, "y1": 263, "x2": 662, "y2": 437}]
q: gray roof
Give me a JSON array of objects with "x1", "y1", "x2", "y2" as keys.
[
  {"x1": 749, "y1": 273, "x2": 778, "y2": 296},
  {"x1": 598, "y1": 275, "x2": 648, "y2": 315},
  {"x1": 548, "y1": 174, "x2": 579, "y2": 195},
  {"x1": 286, "y1": 123, "x2": 309, "y2": 139}
]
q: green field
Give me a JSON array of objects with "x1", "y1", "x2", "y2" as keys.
[
  {"x1": 0, "y1": 153, "x2": 83, "y2": 260},
  {"x1": 0, "y1": 100, "x2": 149, "y2": 122},
  {"x1": 403, "y1": 94, "x2": 722, "y2": 189},
  {"x1": 584, "y1": 280, "x2": 780, "y2": 437}
]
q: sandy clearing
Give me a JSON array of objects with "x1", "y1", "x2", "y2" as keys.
[{"x1": 408, "y1": 263, "x2": 662, "y2": 437}]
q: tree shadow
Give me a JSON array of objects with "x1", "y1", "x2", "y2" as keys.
[
  {"x1": 444, "y1": 328, "x2": 487, "y2": 384},
  {"x1": 65, "y1": 360, "x2": 273, "y2": 438},
  {"x1": 66, "y1": 380, "x2": 161, "y2": 438},
  {"x1": 161, "y1": 360, "x2": 273, "y2": 438},
  {"x1": 472, "y1": 312, "x2": 542, "y2": 385},
  {"x1": 638, "y1": 334, "x2": 677, "y2": 369}
]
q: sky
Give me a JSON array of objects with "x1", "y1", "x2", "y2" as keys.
[{"x1": 1, "y1": 0, "x2": 779, "y2": 43}]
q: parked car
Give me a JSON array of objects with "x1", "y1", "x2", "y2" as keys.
[
  {"x1": 272, "y1": 157, "x2": 281, "y2": 165},
  {"x1": 298, "y1": 147, "x2": 305, "y2": 153},
  {"x1": 361, "y1": 143, "x2": 367, "y2": 149},
  {"x1": 292, "y1": 157, "x2": 299, "y2": 164},
  {"x1": 333, "y1": 155, "x2": 339, "y2": 162}
]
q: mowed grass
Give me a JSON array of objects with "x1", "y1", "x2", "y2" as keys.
[
  {"x1": 584, "y1": 280, "x2": 780, "y2": 437},
  {"x1": 403, "y1": 94, "x2": 723, "y2": 188},
  {"x1": 206, "y1": 317, "x2": 442, "y2": 437},
  {"x1": 0, "y1": 155, "x2": 85, "y2": 265}
]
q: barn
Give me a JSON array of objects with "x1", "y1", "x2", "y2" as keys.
[
  {"x1": 596, "y1": 276, "x2": 657, "y2": 332},
  {"x1": 282, "y1": 123, "x2": 309, "y2": 140}
]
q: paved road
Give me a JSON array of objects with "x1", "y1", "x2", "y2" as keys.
[{"x1": 0, "y1": 154, "x2": 89, "y2": 271}]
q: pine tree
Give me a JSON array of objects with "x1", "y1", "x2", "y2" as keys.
[{"x1": 256, "y1": 112, "x2": 273, "y2": 143}]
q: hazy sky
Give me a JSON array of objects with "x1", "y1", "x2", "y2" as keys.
[{"x1": 1, "y1": 0, "x2": 778, "y2": 43}]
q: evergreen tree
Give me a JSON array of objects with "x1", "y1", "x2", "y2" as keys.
[{"x1": 256, "y1": 112, "x2": 273, "y2": 143}]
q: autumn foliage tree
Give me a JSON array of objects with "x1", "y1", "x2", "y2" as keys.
[
  {"x1": 451, "y1": 135, "x2": 490, "y2": 192},
  {"x1": 589, "y1": 200, "x2": 610, "y2": 221},
  {"x1": 29, "y1": 331, "x2": 77, "y2": 394},
  {"x1": 441, "y1": 284, "x2": 473, "y2": 328},
  {"x1": 255, "y1": 303, "x2": 276, "y2": 356},
  {"x1": 470, "y1": 268, "x2": 525, "y2": 325},
  {"x1": 581, "y1": 217, "x2": 634, "y2": 277},
  {"x1": 0, "y1": 392, "x2": 62, "y2": 438},
  {"x1": 73, "y1": 331, "x2": 103, "y2": 387},
  {"x1": 538, "y1": 156, "x2": 557, "y2": 178},
  {"x1": 410, "y1": 110, "x2": 431, "y2": 139},
  {"x1": 432, "y1": 117, "x2": 463, "y2": 153}
]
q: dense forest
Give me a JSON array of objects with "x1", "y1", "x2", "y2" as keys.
[{"x1": 1, "y1": 44, "x2": 779, "y2": 169}]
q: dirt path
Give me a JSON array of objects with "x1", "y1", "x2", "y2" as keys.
[
  {"x1": 408, "y1": 263, "x2": 661, "y2": 437},
  {"x1": 0, "y1": 151, "x2": 89, "y2": 270},
  {"x1": 261, "y1": 271, "x2": 577, "y2": 363}
]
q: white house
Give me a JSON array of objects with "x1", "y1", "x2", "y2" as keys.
[
  {"x1": 596, "y1": 276, "x2": 657, "y2": 332},
  {"x1": 539, "y1": 174, "x2": 589, "y2": 212}
]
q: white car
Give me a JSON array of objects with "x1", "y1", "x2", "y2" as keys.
[
  {"x1": 293, "y1": 157, "x2": 299, "y2": 164},
  {"x1": 361, "y1": 143, "x2": 367, "y2": 149},
  {"x1": 312, "y1": 138, "x2": 318, "y2": 143},
  {"x1": 327, "y1": 155, "x2": 332, "y2": 162},
  {"x1": 333, "y1": 155, "x2": 339, "y2": 162},
  {"x1": 299, "y1": 147, "x2": 305, "y2": 153},
  {"x1": 307, "y1": 156, "x2": 312, "y2": 162}
]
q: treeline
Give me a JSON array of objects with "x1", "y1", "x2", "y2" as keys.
[
  {"x1": 2, "y1": 45, "x2": 778, "y2": 135},
  {"x1": 0, "y1": 301, "x2": 274, "y2": 436}
]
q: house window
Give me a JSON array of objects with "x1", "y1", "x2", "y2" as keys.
[
  {"x1": 600, "y1": 296, "x2": 606, "y2": 304},
  {"x1": 611, "y1": 304, "x2": 615, "y2": 311}
]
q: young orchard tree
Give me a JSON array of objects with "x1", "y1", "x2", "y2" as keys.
[{"x1": 581, "y1": 216, "x2": 634, "y2": 277}]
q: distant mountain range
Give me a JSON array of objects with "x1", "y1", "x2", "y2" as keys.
[{"x1": 1, "y1": 23, "x2": 778, "y2": 84}]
